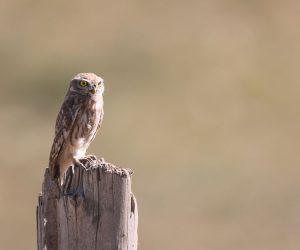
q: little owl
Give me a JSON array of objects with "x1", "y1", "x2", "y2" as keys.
[{"x1": 49, "y1": 73, "x2": 104, "y2": 181}]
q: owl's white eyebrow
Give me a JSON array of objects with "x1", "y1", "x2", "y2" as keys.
[{"x1": 75, "y1": 78, "x2": 90, "y2": 83}]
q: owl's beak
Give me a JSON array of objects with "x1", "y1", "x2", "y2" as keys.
[{"x1": 89, "y1": 87, "x2": 96, "y2": 94}]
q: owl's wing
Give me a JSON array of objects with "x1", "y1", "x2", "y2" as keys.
[
  {"x1": 49, "y1": 96, "x2": 79, "y2": 178},
  {"x1": 90, "y1": 107, "x2": 104, "y2": 143},
  {"x1": 96, "y1": 108, "x2": 104, "y2": 131}
]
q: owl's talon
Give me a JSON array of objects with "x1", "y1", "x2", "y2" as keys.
[
  {"x1": 80, "y1": 155, "x2": 98, "y2": 167},
  {"x1": 74, "y1": 158, "x2": 88, "y2": 170},
  {"x1": 85, "y1": 154, "x2": 97, "y2": 161}
]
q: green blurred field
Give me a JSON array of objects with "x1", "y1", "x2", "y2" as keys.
[{"x1": 0, "y1": 1, "x2": 300, "y2": 249}]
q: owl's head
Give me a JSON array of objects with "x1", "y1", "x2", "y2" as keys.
[{"x1": 69, "y1": 73, "x2": 104, "y2": 97}]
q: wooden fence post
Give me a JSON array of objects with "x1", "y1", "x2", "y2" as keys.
[{"x1": 36, "y1": 159, "x2": 138, "y2": 250}]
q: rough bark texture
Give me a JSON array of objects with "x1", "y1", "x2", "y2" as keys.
[{"x1": 37, "y1": 159, "x2": 138, "y2": 250}]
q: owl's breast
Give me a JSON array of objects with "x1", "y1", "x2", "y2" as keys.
[
  {"x1": 81, "y1": 102, "x2": 101, "y2": 136},
  {"x1": 70, "y1": 99, "x2": 102, "y2": 148}
]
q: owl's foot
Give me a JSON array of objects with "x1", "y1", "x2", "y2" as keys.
[
  {"x1": 84, "y1": 154, "x2": 98, "y2": 162},
  {"x1": 74, "y1": 157, "x2": 88, "y2": 170},
  {"x1": 77, "y1": 155, "x2": 98, "y2": 169},
  {"x1": 80, "y1": 155, "x2": 98, "y2": 166}
]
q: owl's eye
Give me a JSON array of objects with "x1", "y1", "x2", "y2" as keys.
[{"x1": 79, "y1": 80, "x2": 88, "y2": 87}]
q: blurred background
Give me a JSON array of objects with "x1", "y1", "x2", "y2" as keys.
[{"x1": 0, "y1": 0, "x2": 300, "y2": 249}]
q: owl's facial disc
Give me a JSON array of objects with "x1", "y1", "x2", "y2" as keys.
[
  {"x1": 70, "y1": 73, "x2": 104, "y2": 97},
  {"x1": 97, "y1": 80, "x2": 104, "y2": 94},
  {"x1": 88, "y1": 81, "x2": 104, "y2": 96}
]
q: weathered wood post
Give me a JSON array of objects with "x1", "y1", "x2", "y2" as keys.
[{"x1": 36, "y1": 159, "x2": 138, "y2": 250}]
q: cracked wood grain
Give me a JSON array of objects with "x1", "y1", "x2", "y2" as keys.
[{"x1": 37, "y1": 160, "x2": 138, "y2": 250}]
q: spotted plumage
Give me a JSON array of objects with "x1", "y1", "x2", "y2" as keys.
[{"x1": 49, "y1": 73, "x2": 104, "y2": 181}]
